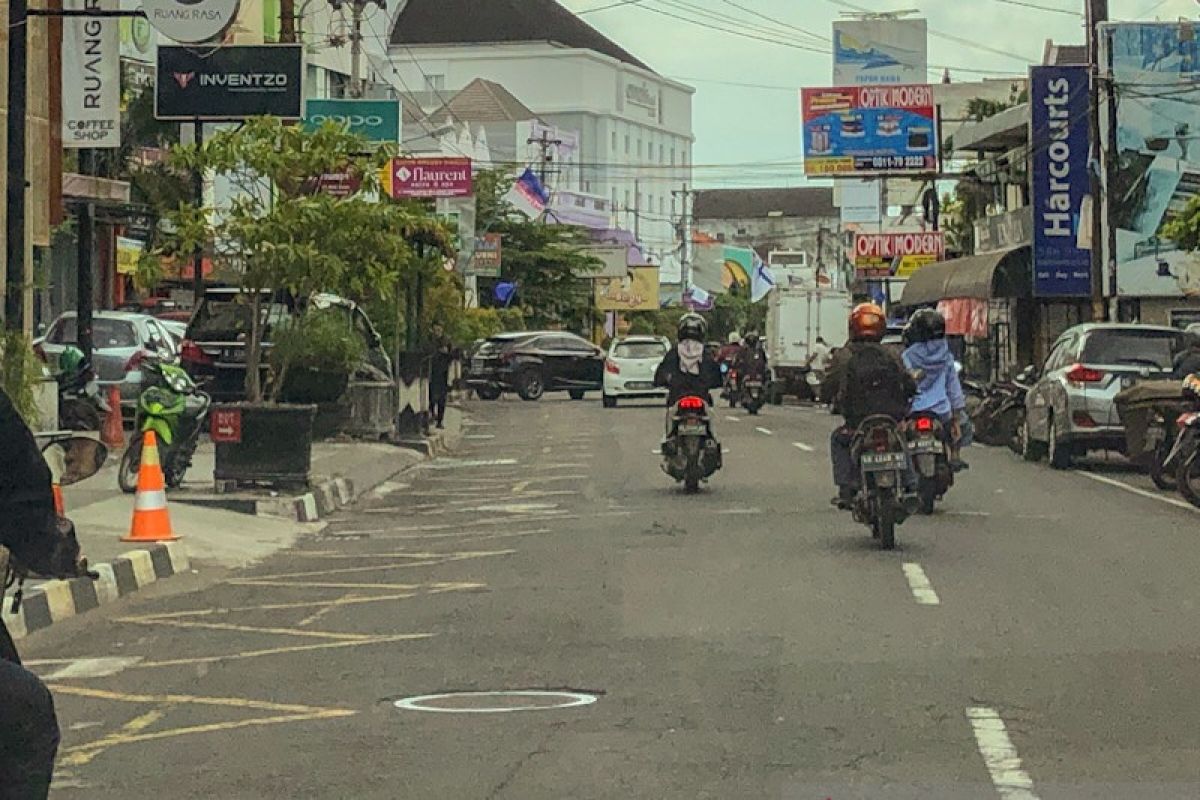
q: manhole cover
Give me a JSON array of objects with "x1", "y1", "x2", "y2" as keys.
[{"x1": 394, "y1": 690, "x2": 598, "y2": 714}]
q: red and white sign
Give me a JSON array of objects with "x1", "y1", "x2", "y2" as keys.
[
  {"x1": 389, "y1": 157, "x2": 473, "y2": 198},
  {"x1": 210, "y1": 408, "x2": 242, "y2": 444},
  {"x1": 853, "y1": 231, "x2": 944, "y2": 278},
  {"x1": 938, "y1": 297, "x2": 988, "y2": 338}
]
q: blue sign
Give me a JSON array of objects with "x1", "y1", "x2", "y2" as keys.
[
  {"x1": 802, "y1": 85, "x2": 938, "y2": 176},
  {"x1": 1030, "y1": 65, "x2": 1092, "y2": 297},
  {"x1": 302, "y1": 99, "x2": 400, "y2": 146}
]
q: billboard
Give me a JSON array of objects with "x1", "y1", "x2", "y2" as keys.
[
  {"x1": 833, "y1": 18, "x2": 928, "y2": 86},
  {"x1": 470, "y1": 234, "x2": 502, "y2": 277},
  {"x1": 853, "y1": 231, "x2": 944, "y2": 279},
  {"x1": 1101, "y1": 23, "x2": 1200, "y2": 298},
  {"x1": 63, "y1": 0, "x2": 120, "y2": 148},
  {"x1": 387, "y1": 157, "x2": 473, "y2": 198},
  {"x1": 595, "y1": 267, "x2": 660, "y2": 311},
  {"x1": 303, "y1": 99, "x2": 400, "y2": 146},
  {"x1": 801, "y1": 85, "x2": 938, "y2": 177},
  {"x1": 1030, "y1": 65, "x2": 1091, "y2": 297},
  {"x1": 155, "y1": 45, "x2": 303, "y2": 121}
]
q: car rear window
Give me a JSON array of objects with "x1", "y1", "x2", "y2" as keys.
[
  {"x1": 615, "y1": 341, "x2": 667, "y2": 359},
  {"x1": 189, "y1": 298, "x2": 290, "y2": 341},
  {"x1": 51, "y1": 317, "x2": 137, "y2": 349},
  {"x1": 1081, "y1": 330, "x2": 1181, "y2": 368}
]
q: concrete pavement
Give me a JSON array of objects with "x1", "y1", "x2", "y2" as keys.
[{"x1": 20, "y1": 395, "x2": 1200, "y2": 798}]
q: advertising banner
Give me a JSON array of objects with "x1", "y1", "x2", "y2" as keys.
[
  {"x1": 802, "y1": 84, "x2": 937, "y2": 176},
  {"x1": 595, "y1": 267, "x2": 660, "y2": 311},
  {"x1": 155, "y1": 45, "x2": 303, "y2": 121},
  {"x1": 582, "y1": 245, "x2": 630, "y2": 279},
  {"x1": 837, "y1": 178, "x2": 881, "y2": 225},
  {"x1": 1101, "y1": 23, "x2": 1200, "y2": 298},
  {"x1": 853, "y1": 231, "x2": 944, "y2": 279},
  {"x1": 832, "y1": 18, "x2": 928, "y2": 86},
  {"x1": 141, "y1": 0, "x2": 240, "y2": 44},
  {"x1": 470, "y1": 234, "x2": 502, "y2": 277},
  {"x1": 303, "y1": 99, "x2": 400, "y2": 146},
  {"x1": 1030, "y1": 65, "x2": 1091, "y2": 297},
  {"x1": 116, "y1": 237, "x2": 144, "y2": 275},
  {"x1": 63, "y1": 0, "x2": 121, "y2": 149},
  {"x1": 387, "y1": 157, "x2": 473, "y2": 198}
]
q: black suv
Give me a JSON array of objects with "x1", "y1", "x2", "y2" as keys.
[{"x1": 467, "y1": 331, "x2": 604, "y2": 401}]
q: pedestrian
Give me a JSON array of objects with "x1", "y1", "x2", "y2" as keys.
[{"x1": 427, "y1": 323, "x2": 456, "y2": 430}]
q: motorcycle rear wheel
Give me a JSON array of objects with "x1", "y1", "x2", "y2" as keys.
[
  {"x1": 118, "y1": 434, "x2": 143, "y2": 494},
  {"x1": 1151, "y1": 439, "x2": 1178, "y2": 491},
  {"x1": 918, "y1": 481, "x2": 938, "y2": 515},
  {"x1": 874, "y1": 497, "x2": 896, "y2": 550},
  {"x1": 1177, "y1": 455, "x2": 1200, "y2": 508}
]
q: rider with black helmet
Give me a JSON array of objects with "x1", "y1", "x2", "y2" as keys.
[
  {"x1": 1173, "y1": 330, "x2": 1200, "y2": 379},
  {"x1": 732, "y1": 330, "x2": 769, "y2": 388},
  {"x1": 654, "y1": 313, "x2": 723, "y2": 407},
  {"x1": 902, "y1": 307, "x2": 968, "y2": 468}
]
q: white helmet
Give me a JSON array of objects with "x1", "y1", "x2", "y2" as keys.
[{"x1": 728, "y1": 331, "x2": 741, "y2": 344}]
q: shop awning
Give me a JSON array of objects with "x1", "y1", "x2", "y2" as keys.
[{"x1": 899, "y1": 245, "x2": 1030, "y2": 306}]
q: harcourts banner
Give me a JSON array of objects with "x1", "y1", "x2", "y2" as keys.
[
  {"x1": 1030, "y1": 65, "x2": 1091, "y2": 297},
  {"x1": 303, "y1": 99, "x2": 400, "y2": 146},
  {"x1": 832, "y1": 18, "x2": 927, "y2": 86},
  {"x1": 802, "y1": 85, "x2": 937, "y2": 176}
]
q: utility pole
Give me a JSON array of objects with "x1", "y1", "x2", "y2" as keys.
[
  {"x1": 1086, "y1": 0, "x2": 1109, "y2": 322},
  {"x1": 672, "y1": 183, "x2": 697, "y2": 291},
  {"x1": 333, "y1": 0, "x2": 385, "y2": 98},
  {"x1": 5, "y1": 0, "x2": 28, "y2": 330},
  {"x1": 528, "y1": 129, "x2": 563, "y2": 184},
  {"x1": 633, "y1": 179, "x2": 641, "y2": 242},
  {"x1": 1102, "y1": 22, "x2": 1120, "y2": 320}
]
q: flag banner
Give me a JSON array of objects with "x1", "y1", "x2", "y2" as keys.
[
  {"x1": 750, "y1": 254, "x2": 777, "y2": 303},
  {"x1": 504, "y1": 168, "x2": 550, "y2": 218}
]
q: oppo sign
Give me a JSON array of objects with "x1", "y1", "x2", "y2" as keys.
[{"x1": 302, "y1": 99, "x2": 401, "y2": 146}]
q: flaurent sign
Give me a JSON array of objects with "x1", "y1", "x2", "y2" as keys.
[{"x1": 1029, "y1": 65, "x2": 1091, "y2": 297}]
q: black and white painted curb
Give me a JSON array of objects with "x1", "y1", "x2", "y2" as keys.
[
  {"x1": 4, "y1": 541, "x2": 190, "y2": 642},
  {"x1": 257, "y1": 476, "x2": 355, "y2": 523}
]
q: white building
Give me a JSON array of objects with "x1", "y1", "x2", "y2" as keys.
[{"x1": 386, "y1": 0, "x2": 695, "y2": 276}]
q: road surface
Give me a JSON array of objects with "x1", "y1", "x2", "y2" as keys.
[{"x1": 24, "y1": 396, "x2": 1200, "y2": 798}]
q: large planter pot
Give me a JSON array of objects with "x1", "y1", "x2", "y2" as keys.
[
  {"x1": 280, "y1": 368, "x2": 349, "y2": 405},
  {"x1": 212, "y1": 403, "x2": 317, "y2": 490}
]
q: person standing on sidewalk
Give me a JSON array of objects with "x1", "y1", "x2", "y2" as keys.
[{"x1": 427, "y1": 323, "x2": 456, "y2": 430}]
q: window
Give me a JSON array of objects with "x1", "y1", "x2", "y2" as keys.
[
  {"x1": 624, "y1": 190, "x2": 630, "y2": 210},
  {"x1": 670, "y1": 147, "x2": 675, "y2": 166},
  {"x1": 612, "y1": 188, "x2": 618, "y2": 207},
  {"x1": 1081, "y1": 329, "x2": 1182, "y2": 368},
  {"x1": 737, "y1": 227, "x2": 748, "y2": 236},
  {"x1": 548, "y1": 335, "x2": 590, "y2": 352},
  {"x1": 659, "y1": 196, "x2": 665, "y2": 214},
  {"x1": 614, "y1": 340, "x2": 668, "y2": 359},
  {"x1": 49, "y1": 316, "x2": 138, "y2": 349},
  {"x1": 424, "y1": 74, "x2": 445, "y2": 92},
  {"x1": 637, "y1": 139, "x2": 643, "y2": 158},
  {"x1": 611, "y1": 131, "x2": 617, "y2": 150},
  {"x1": 624, "y1": 134, "x2": 630, "y2": 154},
  {"x1": 659, "y1": 143, "x2": 665, "y2": 163},
  {"x1": 716, "y1": 232, "x2": 726, "y2": 242}
]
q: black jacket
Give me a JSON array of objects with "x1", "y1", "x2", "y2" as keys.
[
  {"x1": 829, "y1": 341, "x2": 916, "y2": 427},
  {"x1": 732, "y1": 345, "x2": 768, "y2": 378},
  {"x1": 1174, "y1": 349, "x2": 1200, "y2": 380},
  {"x1": 654, "y1": 348, "x2": 723, "y2": 406}
]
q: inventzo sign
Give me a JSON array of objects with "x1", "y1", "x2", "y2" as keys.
[
  {"x1": 303, "y1": 99, "x2": 400, "y2": 146},
  {"x1": 155, "y1": 45, "x2": 303, "y2": 121}
]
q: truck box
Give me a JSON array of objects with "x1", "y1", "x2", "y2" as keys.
[{"x1": 766, "y1": 288, "x2": 852, "y2": 401}]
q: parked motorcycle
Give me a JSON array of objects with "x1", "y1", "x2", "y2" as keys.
[
  {"x1": 906, "y1": 413, "x2": 953, "y2": 514},
  {"x1": 849, "y1": 415, "x2": 911, "y2": 549},
  {"x1": 661, "y1": 395, "x2": 722, "y2": 493},
  {"x1": 971, "y1": 377, "x2": 1030, "y2": 453},
  {"x1": 118, "y1": 359, "x2": 211, "y2": 493},
  {"x1": 55, "y1": 346, "x2": 108, "y2": 432},
  {"x1": 739, "y1": 374, "x2": 766, "y2": 415}
]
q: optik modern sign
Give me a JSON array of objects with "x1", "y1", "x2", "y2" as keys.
[
  {"x1": 1030, "y1": 65, "x2": 1091, "y2": 297},
  {"x1": 303, "y1": 99, "x2": 400, "y2": 146},
  {"x1": 155, "y1": 45, "x2": 303, "y2": 121}
]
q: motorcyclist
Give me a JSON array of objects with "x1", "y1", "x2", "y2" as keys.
[
  {"x1": 902, "y1": 308, "x2": 968, "y2": 470},
  {"x1": 1, "y1": 387, "x2": 90, "y2": 798},
  {"x1": 1174, "y1": 330, "x2": 1200, "y2": 379},
  {"x1": 732, "y1": 330, "x2": 769, "y2": 388},
  {"x1": 827, "y1": 303, "x2": 918, "y2": 509},
  {"x1": 716, "y1": 331, "x2": 742, "y2": 368},
  {"x1": 654, "y1": 313, "x2": 723, "y2": 408}
]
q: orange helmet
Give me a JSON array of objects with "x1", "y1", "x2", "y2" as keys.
[{"x1": 849, "y1": 303, "x2": 887, "y2": 342}]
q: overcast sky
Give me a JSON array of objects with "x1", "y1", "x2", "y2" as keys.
[{"x1": 559, "y1": 0, "x2": 1195, "y2": 186}]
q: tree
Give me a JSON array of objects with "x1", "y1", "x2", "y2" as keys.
[{"x1": 152, "y1": 118, "x2": 451, "y2": 402}]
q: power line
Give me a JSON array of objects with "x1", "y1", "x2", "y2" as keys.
[
  {"x1": 718, "y1": 0, "x2": 829, "y2": 45},
  {"x1": 990, "y1": 0, "x2": 1082, "y2": 16},
  {"x1": 577, "y1": 0, "x2": 644, "y2": 13},
  {"x1": 624, "y1": 2, "x2": 833, "y2": 55}
]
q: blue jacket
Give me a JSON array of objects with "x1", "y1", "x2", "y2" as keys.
[{"x1": 902, "y1": 340, "x2": 965, "y2": 418}]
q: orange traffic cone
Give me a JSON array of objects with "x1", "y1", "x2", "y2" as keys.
[
  {"x1": 52, "y1": 483, "x2": 65, "y2": 516},
  {"x1": 102, "y1": 386, "x2": 124, "y2": 448},
  {"x1": 123, "y1": 431, "x2": 178, "y2": 542}
]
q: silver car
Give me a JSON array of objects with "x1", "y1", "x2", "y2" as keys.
[
  {"x1": 1020, "y1": 323, "x2": 1184, "y2": 468},
  {"x1": 36, "y1": 311, "x2": 180, "y2": 413}
]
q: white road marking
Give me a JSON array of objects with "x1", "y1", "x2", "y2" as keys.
[
  {"x1": 464, "y1": 434, "x2": 496, "y2": 440},
  {"x1": 726, "y1": 416, "x2": 742, "y2": 422},
  {"x1": 944, "y1": 510, "x2": 991, "y2": 517},
  {"x1": 755, "y1": 427, "x2": 773, "y2": 436},
  {"x1": 651, "y1": 449, "x2": 661, "y2": 455},
  {"x1": 792, "y1": 442, "x2": 814, "y2": 452},
  {"x1": 901, "y1": 563, "x2": 940, "y2": 606},
  {"x1": 370, "y1": 481, "x2": 410, "y2": 498},
  {"x1": 422, "y1": 459, "x2": 518, "y2": 470},
  {"x1": 1079, "y1": 471, "x2": 1199, "y2": 513},
  {"x1": 37, "y1": 657, "x2": 144, "y2": 680},
  {"x1": 967, "y1": 706, "x2": 1039, "y2": 799},
  {"x1": 717, "y1": 508, "x2": 761, "y2": 515}
]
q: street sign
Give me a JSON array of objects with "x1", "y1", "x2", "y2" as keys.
[
  {"x1": 853, "y1": 231, "x2": 944, "y2": 279},
  {"x1": 210, "y1": 408, "x2": 242, "y2": 444},
  {"x1": 141, "y1": 0, "x2": 240, "y2": 44},
  {"x1": 470, "y1": 234, "x2": 502, "y2": 277},
  {"x1": 155, "y1": 45, "x2": 304, "y2": 121},
  {"x1": 303, "y1": 99, "x2": 401, "y2": 146},
  {"x1": 387, "y1": 157, "x2": 473, "y2": 198},
  {"x1": 801, "y1": 84, "x2": 938, "y2": 176}
]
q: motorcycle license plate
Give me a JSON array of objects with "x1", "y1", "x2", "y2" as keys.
[
  {"x1": 678, "y1": 422, "x2": 706, "y2": 436},
  {"x1": 744, "y1": 381, "x2": 763, "y2": 389},
  {"x1": 627, "y1": 381, "x2": 654, "y2": 390},
  {"x1": 862, "y1": 452, "x2": 905, "y2": 470},
  {"x1": 910, "y1": 437, "x2": 941, "y2": 453}
]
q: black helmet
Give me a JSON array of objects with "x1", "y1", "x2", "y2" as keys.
[
  {"x1": 677, "y1": 313, "x2": 707, "y2": 343},
  {"x1": 904, "y1": 308, "x2": 946, "y2": 345},
  {"x1": 743, "y1": 330, "x2": 760, "y2": 347}
]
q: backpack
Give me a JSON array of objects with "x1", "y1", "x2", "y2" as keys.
[{"x1": 842, "y1": 344, "x2": 909, "y2": 422}]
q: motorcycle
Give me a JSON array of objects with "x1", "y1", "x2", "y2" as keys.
[
  {"x1": 739, "y1": 373, "x2": 767, "y2": 415},
  {"x1": 661, "y1": 395, "x2": 722, "y2": 493},
  {"x1": 721, "y1": 365, "x2": 738, "y2": 408},
  {"x1": 54, "y1": 346, "x2": 109, "y2": 432},
  {"x1": 906, "y1": 413, "x2": 953, "y2": 514},
  {"x1": 971, "y1": 371, "x2": 1033, "y2": 453},
  {"x1": 849, "y1": 415, "x2": 911, "y2": 549},
  {"x1": 118, "y1": 359, "x2": 211, "y2": 493}
]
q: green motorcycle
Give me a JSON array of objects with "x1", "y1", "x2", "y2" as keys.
[{"x1": 118, "y1": 359, "x2": 211, "y2": 493}]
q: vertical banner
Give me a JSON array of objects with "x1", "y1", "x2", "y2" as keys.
[
  {"x1": 1030, "y1": 65, "x2": 1091, "y2": 297},
  {"x1": 63, "y1": 0, "x2": 121, "y2": 149}
]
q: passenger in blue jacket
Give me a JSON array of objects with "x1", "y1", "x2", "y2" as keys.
[{"x1": 902, "y1": 308, "x2": 968, "y2": 469}]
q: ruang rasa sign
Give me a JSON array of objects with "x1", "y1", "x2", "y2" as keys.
[
  {"x1": 853, "y1": 231, "x2": 944, "y2": 279},
  {"x1": 386, "y1": 157, "x2": 473, "y2": 199},
  {"x1": 1030, "y1": 65, "x2": 1091, "y2": 297},
  {"x1": 802, "y1": 84, "x2": 938, "y2": 177}
]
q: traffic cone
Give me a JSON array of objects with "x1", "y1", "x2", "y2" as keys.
[
  {"x1": 123, "y1": 431, "x2": 178, "y2": 542},
  {"x1": 52, "y1": 482, "x2": 65, "y2": 516},
  {"x1": 102, "y1": 386, "x2": 124, "y2": 448}
]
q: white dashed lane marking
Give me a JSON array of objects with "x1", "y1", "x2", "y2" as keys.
[
  {"x1": 967, "y1": 706, "x2": 1039, "y2": 799},
  {"x1": 755, "y1": 427, "x2": 773, "y2": 436},
  {"x1": 901, "y1": 563, "x2": 940, "y2": 606},
  {"x1": 726, "y1": 416, "x2": 742, "y2": 422},
  {"x1": 792, "y1": 442, "x2": 814, "y2": 452}
]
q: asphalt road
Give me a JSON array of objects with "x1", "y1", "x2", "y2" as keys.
[{"x1": 22, "y1": 395, "x2": 1200, "y2": 799}]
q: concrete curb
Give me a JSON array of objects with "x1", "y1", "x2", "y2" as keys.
[{"x1": 5, "y1": 541, "x2": 190, "y2": 642}]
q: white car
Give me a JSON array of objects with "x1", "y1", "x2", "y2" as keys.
[{"x1": 602, "y1": 336, "x2": 670, "y2": 408}]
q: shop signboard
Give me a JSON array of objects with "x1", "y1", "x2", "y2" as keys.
[
  {"x1": 116, "y1": 237, "x2": 144, "y2": 275},
  {"x1": 832, "y1": 18, "x2": 928, "y2": 86},
  {"x1": 801, "y1": 84, "x2": 938, "y2": 177},
  {"x1": 1029, "y1": 65, "x2": 1091, "y2": 297},
  {"x1": 303, "y1": 99, "x2": 400, "y2": 146},
  {"x1": 63, "y1": 0, "x2": 121, "y2": 149},
  {"x1": 155, "y1": 45, "x2": 303, "y2": 120},
  {"x1": 595, "y1": 267, "x2": 660, "y2": 311},
  {"x1": 470, "y1": 234, "x2": 502, "y2": 277},
  {"x1": 853, "y1": 231, "x2": 944, "y2": 279},
  {"x1": 142, "y1": 0, "x2": 240, "y2": 44},
  {"x1": 387, "y1": 157, "x2": 473, "y2": 198}
]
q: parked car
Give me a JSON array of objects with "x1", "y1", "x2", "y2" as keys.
[
  {"x1": 602, "y1": 335, "x2": 670, "y2": 408},
  {"x1": 160, "y1": 319, "x2": 188, "y2": 345},
  {"x1": 1020, "y1": 323, "x2": 1184, "y2": 468},
  {"x1": 35, "y1": 310, "x2": 180, "y2": 415},
  {"x1": 466, "y1": 331, "x2": 604, "y2": 401},
  {"x1": 180, "y1": 288, "x2": 390, "y2": 402}
]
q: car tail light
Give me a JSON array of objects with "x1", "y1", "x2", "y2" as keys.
[
  {"x1": 605, "y1": 359, "x2": 620, "y2": 375},
  {"x1": 1072, "y1": 411, "x2": 1097, "y2": 428},
  {"x1": 1065, "y1": 364, "x2": 1104, "y2": 385},
  {"x1": 678, "y1": 395, "x2": 705, "y2": 411},
  {"x1": 123, "y1": 350, "x2": 148, "y2": 373},
  {"x1": 913, "y1": 416, "x2": 934, "y2": 433},
  {"x1": 180, "y1": 339, "x2": 213, "y2": 366}
]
